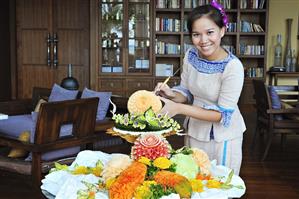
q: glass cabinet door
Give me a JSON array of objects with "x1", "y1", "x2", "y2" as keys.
[
  {"x1": 127, "y1": 0, "x2": 150, "y2": 74},
  {"x1": 100, "y1": 0, "x2": 124, "y2": 74}
]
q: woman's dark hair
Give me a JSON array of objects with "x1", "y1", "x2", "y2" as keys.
[{"x1": 187, "y1": 5, "x2": 225, "y2": 33}]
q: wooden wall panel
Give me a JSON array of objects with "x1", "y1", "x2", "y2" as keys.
[
  {"x1": 16, "y1": 0, "x2": 52, "y2": 98},
  {"x1": 18, "y1": 66, "x2": 54, "y2": 98},
  {"x1": 21, "y1": 30, "x2": 48, "y2": 64},
  {"x1": 16, "y1": 0, "x2": 90, "y2": 98},
  {"x1": 55, "y1": 0, "x2": 89, "y2": 29},
  {"x1": 54, "y1": 0, "x2": 90, "y2": 90},
  {"x1": 18, "y1": 0, "x2": 50, "y2": 29}
]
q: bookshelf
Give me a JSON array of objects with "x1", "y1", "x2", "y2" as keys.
[
  {"x1": 95, "y1": 0, "x2": 268, "y2": 104},
  {"x1": 153, "y1": 0, "x2": 268, "y2": 104}
]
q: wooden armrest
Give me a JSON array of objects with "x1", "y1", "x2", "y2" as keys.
[
  {"x1": 267, "y1": 108, "x2": 299, "y2": 114},
  {"x1": 0, "y1": 131, "x2": 110, "y2": 153},
  {"x1": 95, "y1": 118, "x2": 114, "y2": 132},
  {"x1": 0, "y1": 99, "x2": 32, "y2": 115},
  {"x1": 0, "y1": 134, "x2": 35, "y2": 150}
]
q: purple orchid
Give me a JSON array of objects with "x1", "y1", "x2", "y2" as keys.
[{"x1": 210, "y1": 0, "x2": 229, "y2": 27}]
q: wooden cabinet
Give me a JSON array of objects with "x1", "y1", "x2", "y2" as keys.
[
  {"x1": 96, "y1": 0, "x2": 153, "y2": 97},
  {"x1": 16, "y1": 0, "x2": 90, "y2": 98},
  {"x1": 126, "y1": 78, "x2": 153, "y2": 96},
  {"x1": 98, "y1": 78, "x2": 125, "y2": 96}
]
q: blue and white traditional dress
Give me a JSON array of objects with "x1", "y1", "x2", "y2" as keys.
[{"x1": 172, "y1": 47, "x2": 246, "y2": 175}]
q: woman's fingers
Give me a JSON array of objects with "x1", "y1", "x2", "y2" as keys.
[
  {"x1": 154, "y1": 82, "x2": 164, "y2": 95},
  {"x1": 159, "y1": 97, "x2": 176, "y2": 117},
  {"x1": 159, "y1": 96, "x2": 170, "y2": 103}
]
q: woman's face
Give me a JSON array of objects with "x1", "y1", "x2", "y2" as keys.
[{"x1": 191, "y1": 16, "x2": 225, "y2": 60}]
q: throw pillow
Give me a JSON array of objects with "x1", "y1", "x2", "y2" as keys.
[
  {"x1": 34, "y1": 98, "x2": 47, "y2": 112},
  {"x1": 268, "y1": 86, "x2": 283, "y2": 120},
  {"x1": 48, "y1": 83, "x2": 79, "y2": 102},
  {"x1": 7, "y1": 131, "x2": 30, "y2": 158},
  {"x1": 81, "y1": 87, "x2": 112, "y2": 120}
]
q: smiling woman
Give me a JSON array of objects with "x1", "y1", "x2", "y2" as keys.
[
  {"x1": 154, "y1": 1, "x2": 245, "y2": 176},
  {"x1": 190, "y1": 16, "x2": 226, "y2": 61}
]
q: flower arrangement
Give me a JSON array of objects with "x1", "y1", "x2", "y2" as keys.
[{"x1": 47, "y1": 134, "x2": 245, "y2": 199}]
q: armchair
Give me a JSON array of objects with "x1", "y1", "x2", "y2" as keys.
[
  {"x1": 252, "y1": 79, "x2": 299, "y2": 161},
  {"x1": 0, "y1": 86, "x2": 131, "y2": 197},
  {"x1": 0, "y1": 97, "x2": 101, "y2": 196}
]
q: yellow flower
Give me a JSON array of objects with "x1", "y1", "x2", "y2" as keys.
[
  {"x1": 91, "y1": 167, "x2": 102, "y2": 177},
  {"x1": 138, "y1": 156, "x2": 151, "y2": 166},
  {"x1": 134, "y1": 181, "x2": 156, "y2": 199},
  {"x1": 142, "y1": 180, "x2": 157, "y2": 186},
  {"x1": 72, "y1": 166, "x2": 89, "y2": 175},
  {"x1": 206, "y1": 179, "x2": 222, "y2": 189},
  {"x1": 189, "y1": 179, "x2": 204, "y2": 192},
  {"x1": 153, "y1": 157, "x2": 172, "y2": 169},
  {"x1": 105, "y1": 178, "x2": 116, "y2": 189}
]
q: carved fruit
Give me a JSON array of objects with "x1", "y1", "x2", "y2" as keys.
[
  {"x1": 131, "y1": 134, "x2": 171, "y2": 160},
  {"x1": 154, "y1": 170, "x2": 192, "y2": 198},
  {"x1": 109, "y1": 161, "x2": 147, "y2": 199},
  {"x1": 127, "y1": 90, "x2": 162, "y2": 115}
]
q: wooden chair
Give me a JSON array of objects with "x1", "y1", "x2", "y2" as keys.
[
  {"x1": 0, "y1": 98, "x2": 102, "y2": 196},
  {"x1": 252, "y1": 79, "x2": 299, "y2": 161}
]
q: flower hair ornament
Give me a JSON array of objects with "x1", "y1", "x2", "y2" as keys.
[{"x1": 210, "y1": 0, "x2": 229, "y2": 27}]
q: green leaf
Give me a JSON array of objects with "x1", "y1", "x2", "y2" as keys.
[
  {"x1": 149, "y1": 184, "x2": 176, "y2": 199},
  {"x1": 51, "y1": 162, "x2": 69, "y2": 172},
  {"x1": 147, "y1": 164, "x2": 159, "y2": 178},
  {"x1": 167, "y1": 163, "x2": 177, "y2": 172},
  {"x1": 234, "y1": 185, "x2": 245, "y2": 189},
  {"x1": 224, "y1": 170, "x2": 234, "y2": 185},
  {"x1": 220, "y1": 184, "x2": 233, "y2": 189}
]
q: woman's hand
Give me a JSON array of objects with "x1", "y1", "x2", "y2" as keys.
[
  {"x1": 154, "y1": 82, "x2": 176, "y2": 99},
  {"x1": 159, "y1": 97, "x2": 179, "y2": 118}
]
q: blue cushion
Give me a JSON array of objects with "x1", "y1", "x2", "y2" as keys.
[
  {"x1": 81, "y1": 87, "x2": 112, "y2": 120},
  {"x1": 27, "y1": 112, "x2": 80, "y2": 161},
  {"x1": 0, "y1": 114, "x2": 33, "y2": 139},
  {"x1": 268, "y1": 86, "x2": 283, "y2": 120},
  {"x1": 48, "y1": 84, "x2": 79, "y2": 102}
]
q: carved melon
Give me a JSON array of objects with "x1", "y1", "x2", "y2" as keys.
[{"x1": 127, "y1": 90, "x2": 162, "y2": 115}]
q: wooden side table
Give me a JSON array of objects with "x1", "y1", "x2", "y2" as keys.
[{"x1": 267, "y1": 71, "x2": 299, "y2": 85}]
